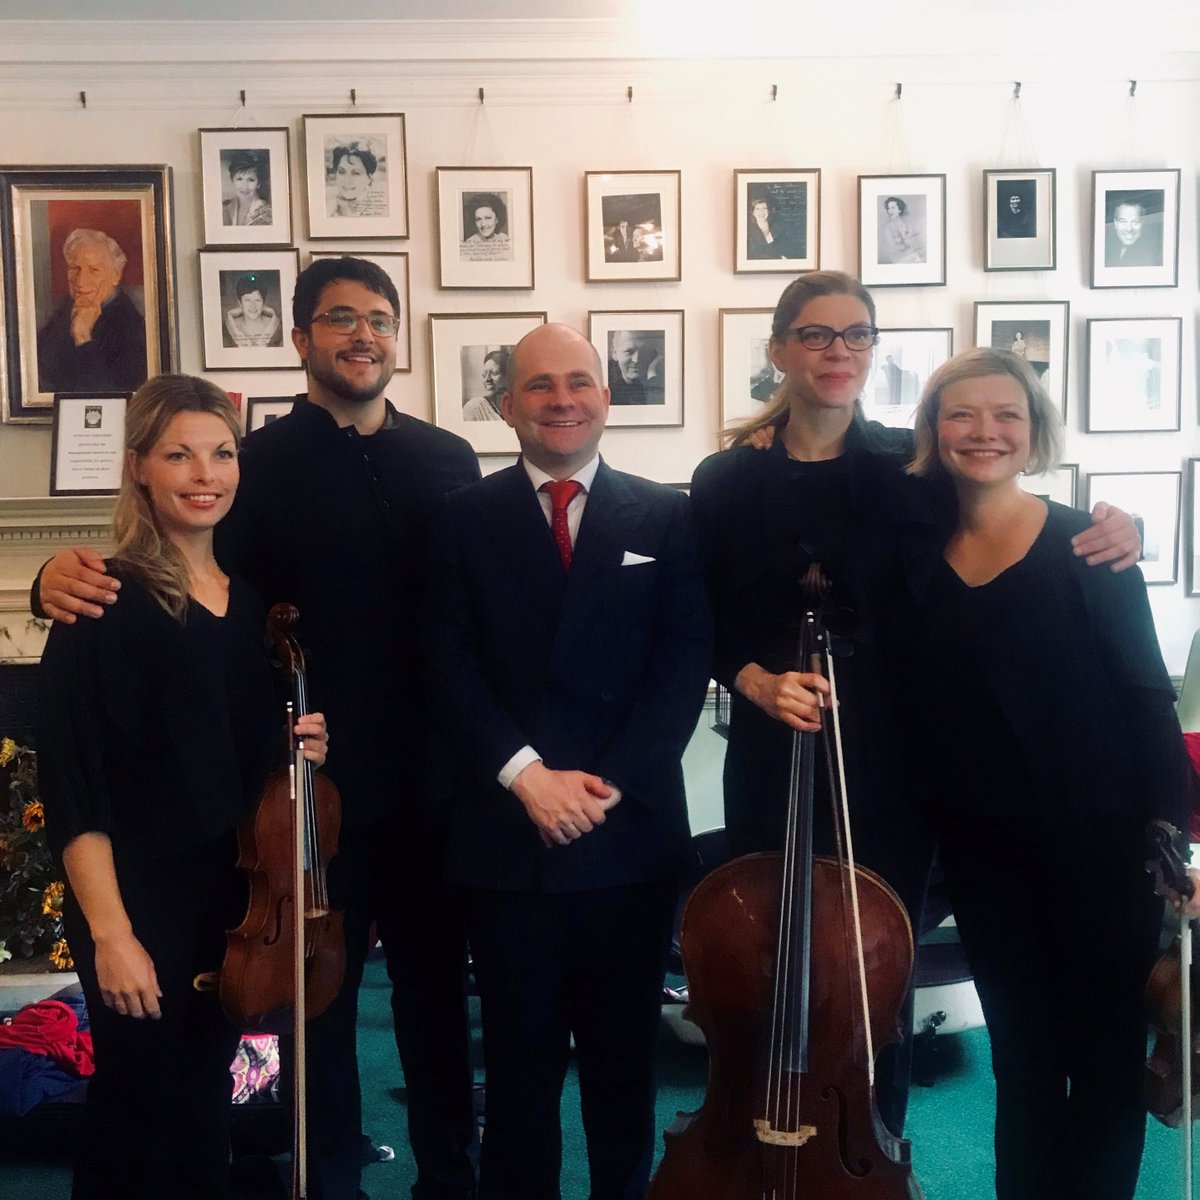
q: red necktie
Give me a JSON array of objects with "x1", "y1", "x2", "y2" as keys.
[{"x1": 541, "y1": 479, "x2": 583, "y2": 570}]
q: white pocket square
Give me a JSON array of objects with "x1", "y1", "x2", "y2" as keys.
[{"x1": 622, "y1": 551, "x2": 656, "y2": 566}]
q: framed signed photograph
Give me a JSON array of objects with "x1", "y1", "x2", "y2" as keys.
[
  {"x1": 1187, "y1": 458, "x2": 1200, "y2": 596},
  {"x1": 585, "y1": 170, "x2": 681, "y2": 283},
  {"x1": 1021, "y1": 462, "x2": 1079, "y2": 509},
  {"x1": 862, "y1": 327, "x2": 952, "y2": 429},
  {"x1": 310, "y1": 250, "x2": 411, "y2": 373},
  {"x1": 436, "y1": 167, "x2": 534, "y2": 290},
  {"x1": 49, "y1": 392, "x2": 127, "y2": 496},
  {"x1": 428, "y1": 311, "x2": 546, "y2": 455},
  {"x1": 718, "y1": 307, "x2": 776, "y2": 430},
  {"x1": 734, "y1": 169, "x2": 820, "y2": 274},
  {"x1": 303, "y1": 112, "x2": 408, "y2": 240},
  {"x1": 1085, "y1": 317, "x2": 1181, "y2": 433},
  {"x1": 246, "y1": 395, "x2": 294, "y2": 433},
  {"x1": 858, "y1": 174, "x2": 946, "y2": 287},
  {"x1": 984, "y1": 168, "x2": 1055, "y2": 271},
  {"x1": 0, "y1": 164, "x2": 177, "y2": 423},
  {"x1": 1090, "y1": 169, "x2": 1180, "y2": 288},
  {"x1": 198, "y1": 248, "x2": 300, "y2": 371},
  {"x1": 1086, "y1": 471, "x2": 1180, "y2": 585},
  {"x1": 974, "y1": 301, "x2": 1069, "y2": 420},
  {"x1": 199, "y1": 127, "x2": 292, "y2": 247},
  {"x1": 588, "y1": 309, "x2": 683, "y2": 429}
]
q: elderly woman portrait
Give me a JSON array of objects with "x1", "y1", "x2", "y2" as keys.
[
  {"x1": 36, "y1": 227, "x2": 148, "y2": 395},
  {"x1": 221, "y1": 150, "x2": 272, "y2": 228},
  {"x1": 462, "y1": 347, "x2": 510, "y2": 421},
  {"x1": 327, "y1": 140, "x2": 388, "y2": 219},
  {"x1": 222, "y1": 272, "x2": 282, "y2": 349}
]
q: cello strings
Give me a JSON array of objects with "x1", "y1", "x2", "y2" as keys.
[{"x1": 823, "y1": 649, "x2": 876, "y2": 1082}]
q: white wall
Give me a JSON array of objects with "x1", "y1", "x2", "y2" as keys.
[{"x1": 1, "y1": 20, "x2": 1198, "y2": 667}]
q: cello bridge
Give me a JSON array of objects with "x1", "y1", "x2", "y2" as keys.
[{"x1": 753, "y1": 1118, "x2": 817, "y2": 1147}]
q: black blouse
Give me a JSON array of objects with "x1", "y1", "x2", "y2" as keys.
[{"x1": 37, "y1": 568, "x2": 281, "y2": 866}]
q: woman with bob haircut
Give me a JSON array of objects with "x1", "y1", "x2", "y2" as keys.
[
  {"x1": 222, "y1": 149, "x2": 272, "y2": 227},
  {"x1": 903, "y1": 347, "x2": 1191, "y2": 1200},
  {"x1": 37, "y1": 374, "x2": 327, "y2": 1200},
  {"x1": 689, "y1": 274, "x2": 1144, "y2": 1141}
]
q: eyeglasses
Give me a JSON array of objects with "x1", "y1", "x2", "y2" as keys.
[
  {"x1": 311, "y1": 307, "x2": 400, "y2": 337},
  {"x1": 786, "y1": 324, "x2": 879, "y2": 351}
]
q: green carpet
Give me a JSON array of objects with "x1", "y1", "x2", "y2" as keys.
[{"x1": 0, "y1": 955, "x2": 1187, "y2": 1198}]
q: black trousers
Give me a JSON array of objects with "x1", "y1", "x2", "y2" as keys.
[
  {"x1": 463, "y1": 879, "x2": 677, "y2": 1200},
  {"x1": 938, "y1": 810, "x2": 1162, "y2": 1200},
  {"x1": 64, "y1": 836, "x2": 245, "y2": 1200},
  {"x1": 296, "y1": 819, "x2": 477, "y2": 1200}
]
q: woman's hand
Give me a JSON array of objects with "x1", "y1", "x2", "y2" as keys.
[
  {"x1": 296, "y1": 712, "x2": 329, "y2": 767},
  {"x1": 93, "y1": 929, "x2": 163, "y2": 1020},
  {"x1": 745, "y1": 424, "x2": 777, "y2": 452},
  {"x1": 735, "y1": 663, "x2": 830, "y2": 732}
]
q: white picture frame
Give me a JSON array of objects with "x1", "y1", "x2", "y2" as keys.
[
  {"x1": 588, "y1": 309, "x2": 684, "y2": 429},
  {"x1": 1085, "y1": 317, "x2": 1181, "y2": 433},
  {"x1": 198, "y1": 249, "x2": 300, "y2": 371},
  {"x1": 198, "y1": 127, "x2": 292, "y2": 247},
  {"x1": 585, "y1": 170, "x2": 681, "y2": 283},
  {"x1": 1086, "y1": 471, "x2": 1180, "y2": 585},
  {"x1": 858, "y1": 173, "x2": 946, "y2": 287},
  {"x1": 309, "y1": 251, "x2": 411, "y2": 374},
  {"x1": 863, "y1": 327, "x2": 953, "y2": 430},
  {"x1": 974, "y1": 301, "x2": 1070, "y2": 421},
  {"x1": 436, "y1": 166, "x2": 534, "y2": 290}
]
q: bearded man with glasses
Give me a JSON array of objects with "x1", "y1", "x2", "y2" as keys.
[{"x1": 34, "y1": 256, "x2": 481, "y2": 1200}]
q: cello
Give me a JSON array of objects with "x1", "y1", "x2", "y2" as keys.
[
  {"x1": 197, "y1": 602, "x2": 344, "y2": 1199},
  {"x1": 648, "y1": 564, "x2": 922, "y2": 1199}
]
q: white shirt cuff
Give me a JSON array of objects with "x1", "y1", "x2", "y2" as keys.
[{"x1": 498, "y1": 745, "x2": 541, "y2": 790}]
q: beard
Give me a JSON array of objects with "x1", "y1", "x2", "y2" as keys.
[{"x1": 306, "y1": 350, "x2": 393, "y2": 406}]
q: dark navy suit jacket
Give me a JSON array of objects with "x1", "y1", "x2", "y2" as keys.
[{"x1": 431, "y1": 458, "x2": 713, "y2": 894}]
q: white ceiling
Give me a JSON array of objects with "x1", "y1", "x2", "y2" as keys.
[{"x1": 3, "y1": 0, "x2": 630, "y2": 17}]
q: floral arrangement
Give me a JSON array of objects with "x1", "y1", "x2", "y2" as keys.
[{"x1": 0, "y1": 737, "x2": 72, "y2": 969}]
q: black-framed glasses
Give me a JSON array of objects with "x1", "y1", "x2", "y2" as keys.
[
  {"x1": 786, "y1": 324, "x2": 879, "y2": 351},
  {"x1": 312, "y1": 307, "x2": 400, "y2": 337}
]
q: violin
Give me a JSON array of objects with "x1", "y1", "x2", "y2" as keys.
[
  {"x1": 648, "y1": 565, "x2": 921, "y2": 1200},
  {"x1": 202, "y1": 602, "x2": 345, "y2": 1199}
]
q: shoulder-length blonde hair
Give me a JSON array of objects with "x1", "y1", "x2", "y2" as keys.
[
  {"x1": 723, "y1": 270, "x2": 876, "y2": 448},
  {"x1": 908, "y1": 348, "x2": 1063, "y2": 479},
  {"x1": 112, "y1": 374, "x2": 241, "y2": 621}
]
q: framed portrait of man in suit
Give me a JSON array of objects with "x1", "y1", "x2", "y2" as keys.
[
  {"x1": 1090, "y1": 168, "x2": 1180, "y2": 289},
  {"x1": 588, "y1": 309, "x2": 683, "y2": 428}
]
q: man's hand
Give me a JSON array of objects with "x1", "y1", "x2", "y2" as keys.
[
  {"x1": 510, "y1": 761, "x2": 620, "y2": 847},
  {"x1": 70, "y1": 302, "x2": 103, "y2": 347},
  {"x1": 94, "y1": 928, "x2": 163, "y2": 1020},
  {"x1": 1072, "y1": 502, "x2": 1141, "y2": 572},
  {"x1": 40, "y1": 547, "x2": 120, "y2": 624},
  {"x1": 735, "y1": 662, "x2": 830, "y2": 732}
]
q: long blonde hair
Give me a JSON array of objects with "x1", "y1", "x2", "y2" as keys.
[
  {"x1": 112, "y1": 375, "x2": 241, "y2": 620},
  {"x1": 723, "y1": 270, "x2": 877, "y2": 448}
]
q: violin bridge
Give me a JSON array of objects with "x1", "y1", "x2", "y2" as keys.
[{"x1": 753, "y1": 1118, "x2": 817, "y2": 1147}]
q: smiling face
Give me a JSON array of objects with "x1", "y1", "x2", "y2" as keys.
[
  {"x1": 612, "y1": 331, "x2": 654, "y2": 384},
  {"x1": 1008, "y1": 194, "x2": 1021, "y2": 213},
  {"x1": 293, "y1": 279, "x2": 396, "y2": 408},
  {"x1": 936, "y1": 372, "x2": 1031, "y2": 490},
  {"x1": 481, "y1": 355, "x2": 505, "y2": 398},
  {"x1": 239, "y1": 290, "x2": 264, "y2": 320},
  {"x1": 770, "y1": 293, "x2": 873, "y2": 417},
  {"x1": 335, "y1": 154, "x2": 371, "y2": 202},
  {"x1": 1113, "y1": 202, "x2": 1144, "y2": 246},
  {"x1": 232, "y1": 168, "x2": 259, "y2": 200},
  {"x1": 474, "y1": 206, "x2": 498, "y2": 238},
  {"x1": 501, "y1": 324, "x2": 610, "y2": 478},
  {"x1": 131, "y1": 410, "x2": 239, "y2": 548},
  {"x1": 67, "y1": 242, "x2": 122, "y2": 308},
  {"x1": 885, "y1": 199, "x2": 901, "y2": 219}
]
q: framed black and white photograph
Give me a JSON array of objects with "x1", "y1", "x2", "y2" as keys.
[
  {"x1": 303, "y1": 112, "x2": 408, "y2": 240},
  {"x1": 1, "y1": 164, "x2": 177, "y2": 423},
  {"x1": 858, "y1": 174, "x2": 946, "y2": 287},
  {"x1": 718, "y1": 307, "x2": 776, "y2": 429},
  {"x1": 734, "y1": 169, "x2": 820, "y2": 274},
  {"x1": 49, "y1": 392, "x2": 127, "y2": 496},
  {"x1": 862, "y1": 327, "x2": 953, "y2": 429},
  {"x1": 1090, "y1": 168, "x2": 1180, "y2": 289},
  {"x1": 585, "y1": 170, "x2": 681, "y2": 283},
  {"x1": 984, "y1": 168, "x2": 1055, "y2": 271},
  {"x1": 1022, "y1": 462, "x2": 1079, "y2": 509},
  {"x1": 1085, "y1": 317, "x2": 1181, "y2": 433},
  {"x1": 974, "y1": 301, "x2": 1069, "y2": 420},
  {"x1": 199, "y1": 127, "x2": 292, "y2": 247},
  {"x1": 435, "y1": 167, "x2": 534, "y2": 290},
  {"x1": 310, "y1": 251, "x2": 411, "y2": 373},
  {"x1": 198, "y1": 249, "x2": 300, "y2": 370},
  {"x1": 246, "y1": 396, "x2": 294, "y2": 433},
  {"x1": 588, "y1": 309, "x2": 683, "y2": 429},
  {"x1": 1186, "y1": 458, "x2": 1200, "y2": 597},
  {"x1": 428, "y1": 311, "x2": 546, "y2": 455},
  {"x1": 1086, "y1": 471, "x2": 1180, "y2": 585}
]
